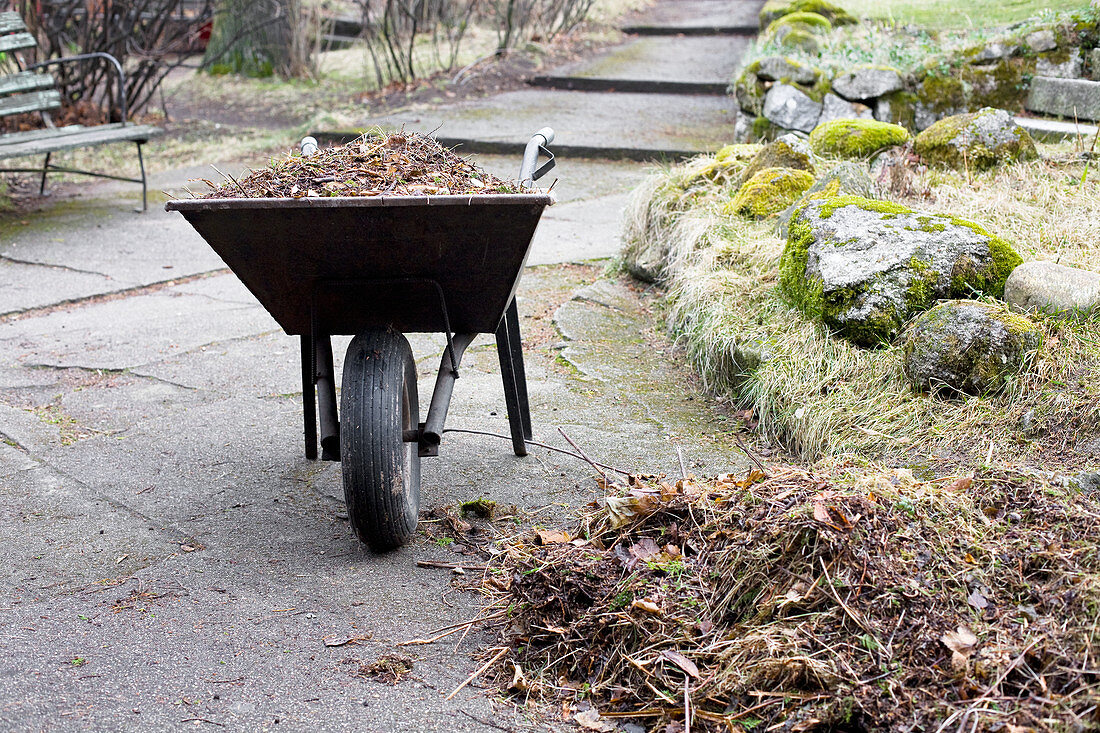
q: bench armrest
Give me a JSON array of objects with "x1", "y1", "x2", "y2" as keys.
[{"x1": 25, "y1": 52, "x2": 129, "y2": 123}]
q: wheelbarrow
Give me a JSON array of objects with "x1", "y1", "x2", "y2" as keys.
[{"x1": 166, "y1": 129, "x2": 556, "y2": 551}]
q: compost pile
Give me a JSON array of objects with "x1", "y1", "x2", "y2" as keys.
[
  {"x1": 201, "y1": 130, "x2": 522, "y2": 198},
  {"x1": 477, "y1": 465, "x2": 1100, "y2": 731}
]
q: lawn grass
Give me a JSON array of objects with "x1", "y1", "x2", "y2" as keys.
[{"x1": 839, "y1": 0, "x2": 1092, "y2": 30}]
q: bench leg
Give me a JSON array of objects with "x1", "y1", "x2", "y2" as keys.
[
  {"x1": 39, "y1": 152, "x2": 50, "y2": 196},
  {"x1": 136, "y1": 142, "x2": 148, "y2": 212}
]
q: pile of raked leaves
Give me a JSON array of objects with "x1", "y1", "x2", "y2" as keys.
[
  {"x1": 473, "y1": 464, "x2": 1100, "y2": 732},
  {"x1": 198, "y1": 129, "x2": 522, "y2": 199}
]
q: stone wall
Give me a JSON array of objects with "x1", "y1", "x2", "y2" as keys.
[{"x1": 732, "y1": 6, "x2": 1100, "y2": 142}]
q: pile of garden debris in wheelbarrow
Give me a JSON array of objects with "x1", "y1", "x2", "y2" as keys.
[
  {"x1": 198, "y1": 129, "x2": 522, "y2": 198},
  {"x1": 455, "y1": 463, "x2": 1100, "y2": 732}
]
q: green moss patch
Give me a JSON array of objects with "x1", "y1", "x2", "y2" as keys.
[
  {"x1": 727, "y1": 167, "x2": 816, "y2": 219},
  {"x1": 809, "y1": 118, "x2": 911, "y2": 158},
  {"x1": 759, "y1": 0, "x2": 857, "y2": 27}
]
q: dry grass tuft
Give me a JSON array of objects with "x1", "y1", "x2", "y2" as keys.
[
  {"x1": 627, "y1": 148, "x2": 1100, "y2": 469},
  {"x1": 481, "y1": 465, "x2": 1100, "y2": 731}
]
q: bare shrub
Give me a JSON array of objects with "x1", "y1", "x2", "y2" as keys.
[
  {"x1": 13, "y1": 0, "x2": 216, "y2": 119},
  {"x1": 356, "y1": 0, "x2": 481, "y2": 88}
]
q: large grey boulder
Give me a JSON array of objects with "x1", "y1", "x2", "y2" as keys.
[
  {"x1": 914, "y1": 108, "x2": 1039, "y2": 169},
  {"x1": 832, "y1": 66, "x2": 904, "y2": 101},
  {"x1": 763, "y1": 83, "x2": 822, "y2": 133},
  {"x1": 902, "y1": 300, "x2": 1041, "y2": 396},
  {"x1": 780, "y1": 196, "x2": 1023, "y2": 346},
  {"x1": 1004, "y1": 260, "x2": 1100, "y2": 317}
]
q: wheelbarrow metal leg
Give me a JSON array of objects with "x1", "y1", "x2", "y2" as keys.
[
  {"x1": 314, "y1": 334, "x2": 340, "y2": 461},
  {"x1": 495, "y1": 299, "x2": 529, "y2": 457},
  {"x1": 300, "y1": 333, "x2": 318, "y2": 460},
  {"x1": 420, "y1": 332, "x2": 477, "y2": 457},
  {"x1": 505, "y1": 299, "x2": 532, "y2": 440}
]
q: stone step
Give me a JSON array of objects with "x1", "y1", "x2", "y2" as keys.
[
  {"x1": 622, "y1": 0, "x2": 762, "y2": 35},
  {"x1": 315, "y1": 89, "x2": 739, "y2": 161},
  {"x1": 1015, "y1": 115, "x2": 1099, "y2": 143},
  {"x1": 1025, "y1": 76, "x2": 1100, "y2": 122},
  {"x1": 532, "y1": 35, "x2": 747, "y2": 96}
]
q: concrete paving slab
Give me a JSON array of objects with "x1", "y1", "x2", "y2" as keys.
[
  {"x1": 361, "y1": 89, "x2": 738, "y2": 159},
  {"x1": 536, "y1": 35, "x2": 750, "y2": 91},
  {"x1": 0, "y1": 257, "x2": 117, "y2": 317},
  {"x1": 0, "y1": 276, "x2": 278, "y2": 371},
  {"x1": 0, "y1": 201, "x2": 225, "y2": 293}
]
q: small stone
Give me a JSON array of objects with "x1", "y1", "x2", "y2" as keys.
[
  {"x1": 818, "y1": 93, "x2": 874, "y2": 125},
  {"x1": 970, "y1": 42, "x2": 1016, "y2": 63},
  {"x1": 914, "y1": 107, "x2": 1039, "y2": 170},
  {"x1": 1024, "y1": 29, "x2": 1058, "y2": 53},
  {"x1": 1091, "y1": 49, "x2": 1100, "y2": 81},
  {"x1": 832, "y1": 65, "x2": 904, "y2": 101},
  {"x1": 739, "y1": 133, "x2": 815, "y2": 184},
  {"x1": 755, "y1": 56, "x2": 819, "y2": 85},
  {"x1": 1003, "y1": 260, "x2": 1100, "y2": 317},
  {"x1": 809, "y1": 118, "x2": 910, "y2": 158},
  {"x1": 901, "y1": 300, "x2": 1040, "y2": 396},
  {"x1": 1036, "y1": 53, "x2": 1083, "y2": 79},
  {"x1": 763, "y1": 83, "x2": 823, "y2": 133}
]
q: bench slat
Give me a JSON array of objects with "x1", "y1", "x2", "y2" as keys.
[
  {"x1": 0, "y1": 31, "x2": 38, "y2": 53},
  {"x1": 0, "y1": 11, "x2": 27, "y2": 35},
  {"x1": 0, "y1": 124, "x2": 162, "y2": 159},
  {"x1": 0, "y1": 125, "x2": 87, "y2": 145},
  {"x1": 0, "y1": 72, "x2": 54, "y2": 98},
  {"x1": 0, "y1": 89, "x2": 60, "y2": 117}
]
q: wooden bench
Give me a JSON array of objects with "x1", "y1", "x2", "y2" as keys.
[{"x1": 0, "y1": 11, "x2": 162, "y2": 210}]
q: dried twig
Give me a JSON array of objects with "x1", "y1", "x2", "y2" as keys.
[{"x1": 445, "y1": 646, "x2": 509, "y2": 700}]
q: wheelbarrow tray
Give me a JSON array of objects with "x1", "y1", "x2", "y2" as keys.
[{"x1": 167, "y1": 193, "x2": 554, "y2": 336}]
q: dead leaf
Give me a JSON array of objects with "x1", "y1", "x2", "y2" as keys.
[
  {"x1": 606, "y1": 492, "x2": 659, "y2": 528},
  {"x1": 967, "y1": 589, "x2": 990, "y2": 610},
  {"x1": 535, "y1": 529, "x2": 571, "y2": 545},
  {"x1": 508, "y1": 662, "x2": 529, "y2": 693},
  {"x1": 631, "y1": 598, "x2": 661, "y2": 616},
  {"x1": 946, "y1": 475, "x2": 973, "y2": 492},
  {"x1": 628, "y1": 538, "x2": 661, "y2": 563},
  {"x1": 574, "y1": 709, "x2": 614, "y2": 732},
  {"x1": 941, "y1": 626, "x2": 978, "y2": 672},
  {"x1": 660, "y1": 650, "x2": 700, "y2": 679}
]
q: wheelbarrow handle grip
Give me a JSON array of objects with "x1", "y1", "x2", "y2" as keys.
[
  {"x1": 520, "y1": 127, "x2": 556, "y2": 188},
  {"x1": 300, "y1": 136, "x2": 319, "y2": 156}
]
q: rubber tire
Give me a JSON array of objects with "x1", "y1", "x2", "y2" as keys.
[{"x1": 340, "y1": 328, "x2": 420, "y2": 551}]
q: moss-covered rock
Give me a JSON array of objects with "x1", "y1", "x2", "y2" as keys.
[
  {"x1": 739, "y1": 133, "x2": 816, "y2": 184},
  {"x1": 759, "y1": 0, "x2": 856, "y2": 27},
  {"x1": 775, "y1": 161, "x2": 882, "y2": 238},
  {"x1": 960, "y1": 57, "x2": 1034, "y2": 111},
  {"x1": 765, "y1": 11, "x2": 833, "y2": 40},
  {"x1": 902, "y1": 300, "x2": 1040, "y2": 396},
  {"x1": 780, "y1": 196, "x2": 1023, "y2": 346},
  {"x1": 872, "y1": 90, "x2": 919, "y2": 130},
  {"x1": 774, "y1": 27, "x2": 822, "y2": 53},
  {"x1": 914, "y1": 107, "x2": 1038, "y2": 170},
  {"x1": 809, "y1": 118, "x2": 910, "y2": 158},
  {"x1": 734, "y1": 68, "x2": 769, "y2": 116},
  {"x1": 726, "y1": 167, "x2": 816, "y2": 219}
]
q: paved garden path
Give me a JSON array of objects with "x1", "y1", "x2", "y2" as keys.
[{"x1": 0, "y1": 2, "x2": 762, "y2": 730}]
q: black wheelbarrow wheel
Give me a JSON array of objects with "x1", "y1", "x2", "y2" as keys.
[{"x1": 340, "y1": 328, "x2": 420, "y2": 551}]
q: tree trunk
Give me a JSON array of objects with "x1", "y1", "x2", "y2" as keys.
[{"x1": 203, "y1": 0, "x2": 307, "y2": 78}]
